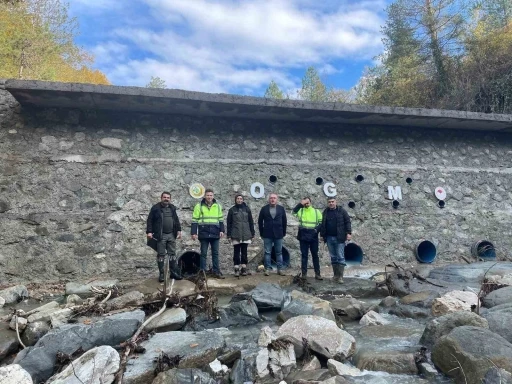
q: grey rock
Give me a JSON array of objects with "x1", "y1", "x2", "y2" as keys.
[
  {"x1": 188, "y1": 298, "x2": 260, "y2": 330},
  {"x1": 0, "y1": 285, "x2": 29, "y2": 304},
  {"x1": 0, "y1": 200, "x2": 11, "y2": 213},
  {"x1": 379, "y1": 296, "x2": 397, "y2": 308},
  {"x1": 65, "y1": 279, "x2": 119, "y2": 296},
  {"x1": 286, "y1": 369, "x2": 331, "y2": 383},
  {"x1": 330, "y1": 297, "x2": 367, "y2": 320},
  {"x1": 353, "y1": 349, "x2": 418, "y2": 375},
  {"x1": 421, "y1": 311, "x2": 489, "y2": 347},
  {"x1": 249, "y1": 283, "x2": 286, "y2": 310},
  {"x1": 0, "y1": 364, "x2": 32, "y2": 384},
  {"x1": 20, "y1": 321, "x2": 50, "y2": 347},
  {"x1": 483, "y1": 287, "x2": 512, "y2": 308},
  {"x1": 278, "y1": 290, "x2": 335, "y2": 323},
  {"x1": 432, "y1": 326, "x2": 512, "y2": 384},
  {"x1": 483, "y1": 367, "x2": 512, "y2": 383},
  {"x1": 483, "y1": 311, "x2": 512, "y2": 344},
  {"x1": 152, "y1": 368, "x2": 216, "y2": 384},
  {"x1": 56, "y1": 233, "x2": 75, "y2": 242},
  {"x1": 123, "y1": 329, "x2": 225, "y2": 384},
  {"x1": 389, "y1": 304, "x2": 430, "y2": 319},
  {"x1": 99, "y1": 138, "x2": 123, "y2": 150},
  {"x1": 418, "y1": 362, "x2": 440, "y2": 379},
  {"x1": 145, "y1": 308, "x2": 187, "y2": 332},
  {"x1": 46, "y1": 345, "x2": 120, "y2": 384},
  {"x1": 107, "y1": 223, "x2": 123, "y2": 232},
  {"x1": 399, "y1": 290, "x2": 441, "y2": 308},
  {"x1": 0, "y1": 327, "x2": 19, "y2": 362},
  {"x1": 104, "y1": 291, "x2": 145, "y2": 311},
  {"x1": 15, "y1": 309, "x2": 144, "y2": 383},
  {"x1": 276, "y1": 315, "x2": 355, "y2": 361}
]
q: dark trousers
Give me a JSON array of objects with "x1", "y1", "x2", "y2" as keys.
[
  {"x1": 200, "y1": 238, "x2": 220, "y2": 273},
  {"x1": 233, "y1": 243, "x2": 248, "y2": 266},
  {"x1": 157, "y1": 233, "x2": 176, "y2": 261},
  {"x1": 300, "y1": 239, "x2": 320, "y2": 275}
]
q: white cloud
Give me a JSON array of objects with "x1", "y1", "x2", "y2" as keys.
[{"x1": 82, "y1": 0, "x2": 386, "y2": 93}]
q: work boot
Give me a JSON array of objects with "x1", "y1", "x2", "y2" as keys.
[
  {"x1": 213, "y1": 271, "x2": 225, "y2": 279},
  {"x1": 234, "y1": 265, "x2": 240, "y2": 277},
  {"x1": 277, "y1": 269, "x2": 285, "y2": 276},
  {"x1": 315, "y1": 273, "x2": 323, "y2": 280},
  {"x1": 157, "y1": 260, "x2": 164, "y2": 283},
  {"x1": 332, "y1": 264, "x2": 341, "y2": 284},
  {"x1": 240, "y1": 264, "x2": 248, "y2": 276},
  {"x1": 169, "y1": 259, "x2": 182, "y2": 281},
  {"x1": 264, "y1": 269, "x2": 270, "y2": 276}
]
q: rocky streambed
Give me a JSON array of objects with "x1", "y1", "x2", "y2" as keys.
[{"x1": 1, "y1": 262, "x2": 512, "y2": 383}]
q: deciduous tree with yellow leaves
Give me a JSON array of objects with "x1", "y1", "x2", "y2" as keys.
[{"x1": 0, "y1": 0, "x2": 109, "y2": 84}]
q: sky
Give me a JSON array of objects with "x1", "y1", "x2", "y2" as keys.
[{"x1": 69, "y1": 0, "x2": 389, "y2": 96}]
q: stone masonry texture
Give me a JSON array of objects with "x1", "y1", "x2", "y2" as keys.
[{"x1": 1, "y1": 84, "x2": 512, "y2": 283}]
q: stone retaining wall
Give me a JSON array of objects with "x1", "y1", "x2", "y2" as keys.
[{"x1": 1, "y1": 86, "x2": 512, "y2": 283}]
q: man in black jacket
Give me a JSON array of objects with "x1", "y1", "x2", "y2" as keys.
[
  {"x1": 320, "y1": 197, "x2": 352, "y2": 284},
  {"x1": 147, "y1": 192, "x2": 182, "y2": 282},
  {"x1": 258, "y1": 193, "x2": 287, "y2": 276}
]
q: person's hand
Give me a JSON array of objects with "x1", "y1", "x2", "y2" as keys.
[
  {"x1": 220, "y1": 232, "x2": 224, "y2": 238},
  {"x1": 192, "y1": 234, "x2": 198, "y2": 241},
  {"x1": 346, "y1": 234, "x2": 352, "y2": 241},
  {"x1": 300, "y1": 198, "x2": 308, "y2": 205},
  {"x1": 147, "y1": 233, "x2": 153, "y2": 239},
  {"x1": 176, "y1": 231, "x2": 182, "y2": 240}
]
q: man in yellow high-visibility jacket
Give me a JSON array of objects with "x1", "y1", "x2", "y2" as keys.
[
  {"x1": 191, "y1": 188, "x2": 225, "y2": 279},
  {"x1": 293, "y1": 197, "x2": 323, "y2": 280}
]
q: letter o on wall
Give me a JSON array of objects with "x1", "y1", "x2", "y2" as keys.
[
  {"x1": 250, "y1": 182, "x2": 265, "y2": 199},
  {"x1": 323, "y1": 182, "x2": 337, "y2": 197}
]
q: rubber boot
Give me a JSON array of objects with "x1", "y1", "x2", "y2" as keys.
[
  {"x1": 339, "y1": 265, "x2": 345, "y2": 284},
  {"x1": 157, "y1": 260, "x2": 164, "y2": 283},
  {"x1": 240, "y1": 264, "x2": 248, "y2": 276},
  {"x1": 234, "y1": 265, "x2": 240, "y2": 277},
  {"x1": 315, "y1": 272, "x2": 323, "y2": 280},
  {"x1": 170, "y1": 259, "x2": 182, "y2": 281},
  {"x1": 332, "y1": 264, "x2": 340, "y2": 284}
]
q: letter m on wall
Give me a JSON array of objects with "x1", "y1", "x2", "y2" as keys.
[{"x1": 388, "y1": 186, "x2": 402, "y2": 200}]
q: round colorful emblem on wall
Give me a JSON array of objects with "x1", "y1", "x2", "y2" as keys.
[{"x1": 189, "y1": 183, "x2": 205, "y2": 199}]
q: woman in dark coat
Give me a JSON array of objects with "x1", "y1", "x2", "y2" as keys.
[{"x1": 227, "y1": 194, "x2": 255, "y2": 276}]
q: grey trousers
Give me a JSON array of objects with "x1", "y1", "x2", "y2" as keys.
[{"x1": 157, "y1": 233, "x2": 176, "y2": 262}]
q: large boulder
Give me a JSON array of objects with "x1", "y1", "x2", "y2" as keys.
[
  {"x1": 359, "y1": 311, "x2": 389, "y2": 326},
  {"x1": 482, "y1": 287, "x2": 512, "y2": 308},
  {"x1": 0, "y1": 364, "x2": 32, "y2": 384},
  {"x1": 389, "y1": 304, "x2": 430, "y2": 319},
  {"x1": 65, "y1": 279, "x2": 119, "y2": 297},
  {"x1": 285, "y1": 368, "x2": 331, "y2": 383},
  {"x1": 420, "y1": 311, "x2": 489, "y2": 348},
  {"x1": 0, "y1": 327, "x2": 19, "y2": 362},
  {"x1": 104, "y1": 291, "x2": 145, "y2": 311},
  {"x1": 123, "y1": 329, "x2": 226, "y2": 384},
  {"x1": 278, "y1": 290, "x2": 335, "y2": 323},
  {"x1": 14, "y1": 310, "x2": 145, "y2": 383},
  {"x1": 329, "y1": 297, "x2": 367, "y2": 321},
  {"x1": 327, "y1": 359, "x2": 361, "y2": 376},
  {"x1": 432, "y1": 326, "x2": 512, "y2": 384},
  {"x1": 145, "y1": 308, "x2": 187, "y2": 332},
  {"x1": 399, "y1": 290, "x2": 440, "y2": 308},
  {"x1": 276, "y1": 315, "x2": 355, "y2": 361},
  {"x1": 0, "y1": 285, "x2": 28, "y2": 304},
  {"x1": 46, "y1": 345, "x2": 120, "y2": 384},
  {"x1": 152, "y1": 368, "x2": 216, "y2": 384},
  {"x1": 268, "y1": 343, "x2": 296, "y2": 380},
  {"x1": 248, "y1": 283, "x2": 286, "y2": 310},
  {"x1": 20, "y1": 321, "x2": 50, "y2": 347},
  {"x1": 188, "y1": 298, "x2": 260, "y2": 330},
  {"x1": 483, "y1": 311, "x2": 512, "y2": 344},
  {"x1": 353, "y1": 349, "x2": 418, "y2": 375},
  {"x1": 431, "y1": 290, "x2": 479, "y2": 316}
]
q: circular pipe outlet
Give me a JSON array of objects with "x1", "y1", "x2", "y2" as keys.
[
  {"x1": 416, "y1": 240, "x2": 437, "y2": 263},
  {"x1": 438, "y1": 200, "x2": 446, "y2": 208},
  {"x1": 269, "y1": 175, "x2": 278, "y2": 183},
  {"x1": 392, "y1": 200, "x2": 400, "y2": 209},
  {"x1": 406, "y1": 177, "x2": 413, "y2": 184},
  {"x1": 315, "y1": 177, "x2": 324, "y2": 185},
  {"x1": 355, "y1": 175, "x2": 364, "y2": 182},
  {"x1": 348, "y1": 201, "x2": 356, "y2": 209}
]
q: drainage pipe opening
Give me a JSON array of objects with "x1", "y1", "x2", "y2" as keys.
[
  {"x1": 438, "y1": 200, "x2": 446, "y2": 208},
  {"x1": 471, "y1": 240, "x2": 496, "y2": 260},
  {"x1": 315, "y1": 177, "x2": 324, "y2": 185},
  {"x1": 261, "y1": 245, "x2": 291, "y2": 270},
  {"x1": 348, "y1": 201, "x2": 356, "y2": 209},
  {"x1": 355, "y1": 175, "x2": 364, "y2": 182},
  {"x1": 269, "y1": 175, "x2": 278, "y2": 183},
  {"x1": 392, "y1": 200, "x2": 400, "y2": 209},
  {"x1": 406, "y1": 177, "x2": 413, "y2": 184},
  {"x1": 416, "y1": 240, "x2": 437, "y2": 263},
  {"x1": 345, "y1": 242, "x2": 364, "y2": 264},
  {"x1": 177, "y1": 249, "x2": 201, "y2": 276}
]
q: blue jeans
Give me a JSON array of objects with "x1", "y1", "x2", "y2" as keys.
[
  {"x1": 200, "y1": 238, "x2": 220, "y2": 273},
  {"x1": 300, "y1": 240, "x2": 320, "y2": 275},
  {"x1": 326, "y1": 236, "x2": 346, "y2": 265},
  {"x1": 263, "y1": 238, "x2": 283, "y2": 270}
]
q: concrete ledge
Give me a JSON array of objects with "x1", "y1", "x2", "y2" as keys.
[{"x1": 4, "y1": 79, "x2": 512, "y2": 132}]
